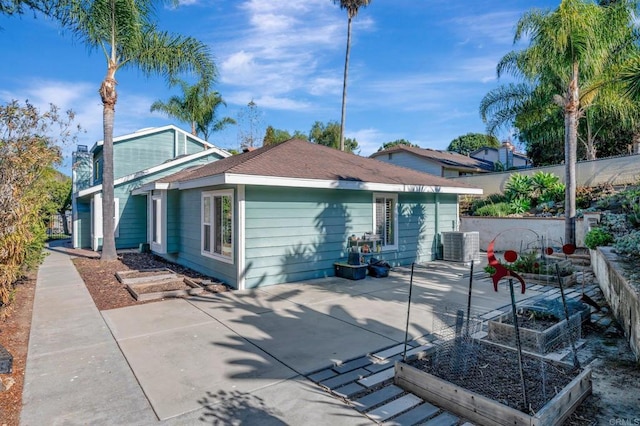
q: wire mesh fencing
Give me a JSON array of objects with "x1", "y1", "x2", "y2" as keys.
[{"x1": 406, "y1": 301, "x2": 584, "y2": 414}]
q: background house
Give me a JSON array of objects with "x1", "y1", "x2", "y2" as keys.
[
  {"x1": 133, "y1": 139, "x2": 483, "y2": 289},
  {"x1": 469, "y1": 141, "x2": 533, "y2": 170},
  {"x1": 370, "y1": 145, "x2": 494, "y2": 177},
  {"x1": 71, "y1": 125, "x2": 230, "y2": 251}
]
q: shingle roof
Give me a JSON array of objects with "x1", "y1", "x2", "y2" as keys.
[
  {"x1": 370, "y1": 145, "x2": 494, "y2": 172},
  {"x1": 157, "y1": 139, "x2": 479, "y2": 190}
]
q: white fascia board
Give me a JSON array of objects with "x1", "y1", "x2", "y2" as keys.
[
  {"x1": 226, "y1": 174, "x2": 483, "y2": 195},
  {"x1": 176, "y1": 173, "x2": 483, "y2": 195},
  {"x1": 77, "y1": 184, "x2": 102, "y2": 198},
  {"x1": 132, "y1": 182, "x2": 170, "y2": 195},
  {"x1": 176, "y1": 174, "x2": 227, "y2": 190}
]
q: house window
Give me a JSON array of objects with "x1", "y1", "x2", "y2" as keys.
[
  {"x1": 373, "y1": 193, "x2": 398, "y2": 250},
  {"x1": 93, "y1": 158, "x2": 101, "y2": 182},
  {"x1": 202, "y1": 190, "x2": 233, "y2": 262}
]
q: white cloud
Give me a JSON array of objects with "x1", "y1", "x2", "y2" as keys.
[
  {"x1": 216, "y1": 1, "x2": 372, "y2": 105},
  {"x1": 448, "y1": 11, "x2": 521, "y2": 47},
  {"x1": 348, "y1": 127, "x2": 388, "y2": 156}
]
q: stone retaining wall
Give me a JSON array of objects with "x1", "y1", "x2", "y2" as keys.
[{"x1": 590, "y1": 247, "x2": 640, "y2": 362}]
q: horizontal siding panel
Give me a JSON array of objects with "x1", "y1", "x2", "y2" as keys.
[
  {"x1": 245, "y1": 232, "x2": 349, "y2": 249},
  {"x1": 114, "y1": 130, "x2": 176, "y2": 178},
  {"x1": 243, "y1": 186, "x2": 374, "y2": 287},
  {"x1": 245, "y1": 216, "x2": 371, "y2": 230}
]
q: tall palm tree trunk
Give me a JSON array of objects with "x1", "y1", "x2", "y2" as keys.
[
  {"x1": 99, "y1": 66, "x2": 118, "y2": 261},
  {"x1": 564, "y1": 62, "x2": 579, "y2": 246},
  {"x1": 339, "y1": 16, "x2": 353, "y2": 152}
]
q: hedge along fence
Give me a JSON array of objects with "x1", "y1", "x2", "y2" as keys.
[
  {"x1": 0, "y1": 101, "x2": 79, "y2": 311},
  {"x1": 451, "y1": 153, "x2": 640, "y2": 196},
  {"x1": 460, "y1": 216, "x2": 590, "y2": 251}
]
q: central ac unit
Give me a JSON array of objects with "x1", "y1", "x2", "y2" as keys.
[{"x1": 441, "y1": 231, "x2": 480, "y2": 262}]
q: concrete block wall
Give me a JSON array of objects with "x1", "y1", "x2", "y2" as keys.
[
  {"x1": 460, "y1": 216, "x2": 587, "y2": 251},
  {"x1": 590, "y1": 247, "x2": 640, "y2": 362},
  {"x1": 451, "y1": 154, "x2": 640, "y2": 195}
]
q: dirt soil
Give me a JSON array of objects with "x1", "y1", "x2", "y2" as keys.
[
  {"x1": 73, "y1": 251, "x2": 228, "y2": 311},
  {"x1": 0, "y1": 274, "x2": 35, "y2": 426},
  {"x1": 410, "y1": 340, "x2": 576, "y2": 413}
]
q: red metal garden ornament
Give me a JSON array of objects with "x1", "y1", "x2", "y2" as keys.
[{"x1": 487, "y1": 238, "x2": 526, "y2": 294}]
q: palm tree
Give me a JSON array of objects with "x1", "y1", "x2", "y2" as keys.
[
  {"x1": 59, "y1": 0, "x2": 215, "y2": 260},
  {"x1": 333, "y1": 0, "x2": 371, "y2": 152},
  {"x1": 150, "y1": 79, "x2": 235, "y2": 140},
  {"x1": 482, "y1": 0, "x2": 636, "y2": 245}
]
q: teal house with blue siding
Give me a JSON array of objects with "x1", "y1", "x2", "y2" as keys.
[
  {"x1": 133, "y1": 139, "x2": 482, "y2": 289},
  {"x1": 71, "y1": 125, "x2": 230, "y2": 251}
]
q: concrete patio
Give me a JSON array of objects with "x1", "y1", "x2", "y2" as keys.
[{"x1": 21, "y1": 243, "x2": 545, "y2": 425}]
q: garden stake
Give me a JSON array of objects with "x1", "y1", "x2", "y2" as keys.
[
  {"x1": 509, "y1": 278, "x2": 529, "y2": 410},
  {"x1": 402, "y1": 262, "x2": 415, "y2": 361},
  {"x1": 465, "y1": 261, "x2": 474, "y2": 336},
  {"x1": 556, "y1": 263, "x2": 581, "y2": 369}
]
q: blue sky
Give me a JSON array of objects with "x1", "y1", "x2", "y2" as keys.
[{"x1": 0, "y1": 0, "x2": 559, "y2": 175}]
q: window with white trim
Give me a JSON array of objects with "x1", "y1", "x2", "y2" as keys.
[
  {"x1": 149, "y1": 190, "x2": 166, "y2": 253},
  {"x1": 373, "y1": 193, "x2": 398, "y2": 249},
  {"x1": 202, "y1": 190, "x2": 234, "y2": 262}
]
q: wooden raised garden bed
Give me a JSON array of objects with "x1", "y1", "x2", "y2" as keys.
[
  {"x1": 395, "y1": 341, "x2": 592, "y2": 426},
  {"x1": 487, "y1": 309, "x2": 583, "y2": 354},
  {"x1": 125, "y1": 277, "x2": 204, "y2": 301},
  {"x1": 115, "y1": 268, "x2": 178, "y2": 285},
  {"x1": 520, "y1": 271, "x2": 577, "y2": 287}
]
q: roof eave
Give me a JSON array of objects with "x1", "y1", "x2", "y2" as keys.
[{"x1": 174, "y1": 173, "x2": 483, "y2": 195}]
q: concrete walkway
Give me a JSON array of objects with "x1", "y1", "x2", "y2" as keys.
[{"x1": 21, "y1": 242, "x2": 545, "y2": 425}]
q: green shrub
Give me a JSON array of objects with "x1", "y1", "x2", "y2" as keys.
[
  {"x1": 509, "y1": 197, "x2": 531, "y2": 214},
  {"x1": 600, "y1": 213, "x2": 631, "y2": 237},
  {"x1": 470, "y1": 193, "x2": 507, "y2": 213},
  {"x1": 540, "y1": 182, "x2": 565, "y2": 204},
  {"x1": 613, "y1": 230, "x2": 640, "y2": 259},
  {"x1": 584, "y1": 227, "x2": 614, "y2": 250},
  {"x1": 474, "y1": 202, "x2": 512, "y2": 217},
  {"x1": 505, "y1": 173, "x2": 533, "y2": 201}
]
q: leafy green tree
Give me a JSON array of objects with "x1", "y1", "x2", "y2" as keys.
[
  {"x1": 309, "y1": 120, "x2": 358, "y2": 153},
  {"x1": 0, "y1": 100, "x2": 79, "y2": 307},
  {"x1": 150, "y1": 78, "x2": 235, "y2": 141},
  {"x1": 0, "y1": 0, "x2": 49, "y2": 15},
  {"x1": 332, "y1": 0, "x2": 372, "y2": 151},
  {"x1": 262, "y1": 126, "x2": 304, "y2": 146},
  {"x1": 377, "y1": 139, "x2": 418, "y2": 152},
  {"x1": 58, "y1": 0, "x2": 215, "y2": 260},
  {"x1": 40, "y1": 169, "x2": 72, "y2": 235},
  {"x1": 263, "y1": 126, "x2": 277, "y2": 146},
  {"x1": 482, "y1": 0, "x2": 637, "y2": 245},
  {"x1": 447, "y1": 133, "x2": 500, "y2": 155},
  {"x1": 291, "y1": 130, "x2": 309, "y2": 141}
]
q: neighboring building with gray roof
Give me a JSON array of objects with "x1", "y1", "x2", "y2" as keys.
[{"x1": 370, "y1": 145, "x2": 494, "y2": 177}]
